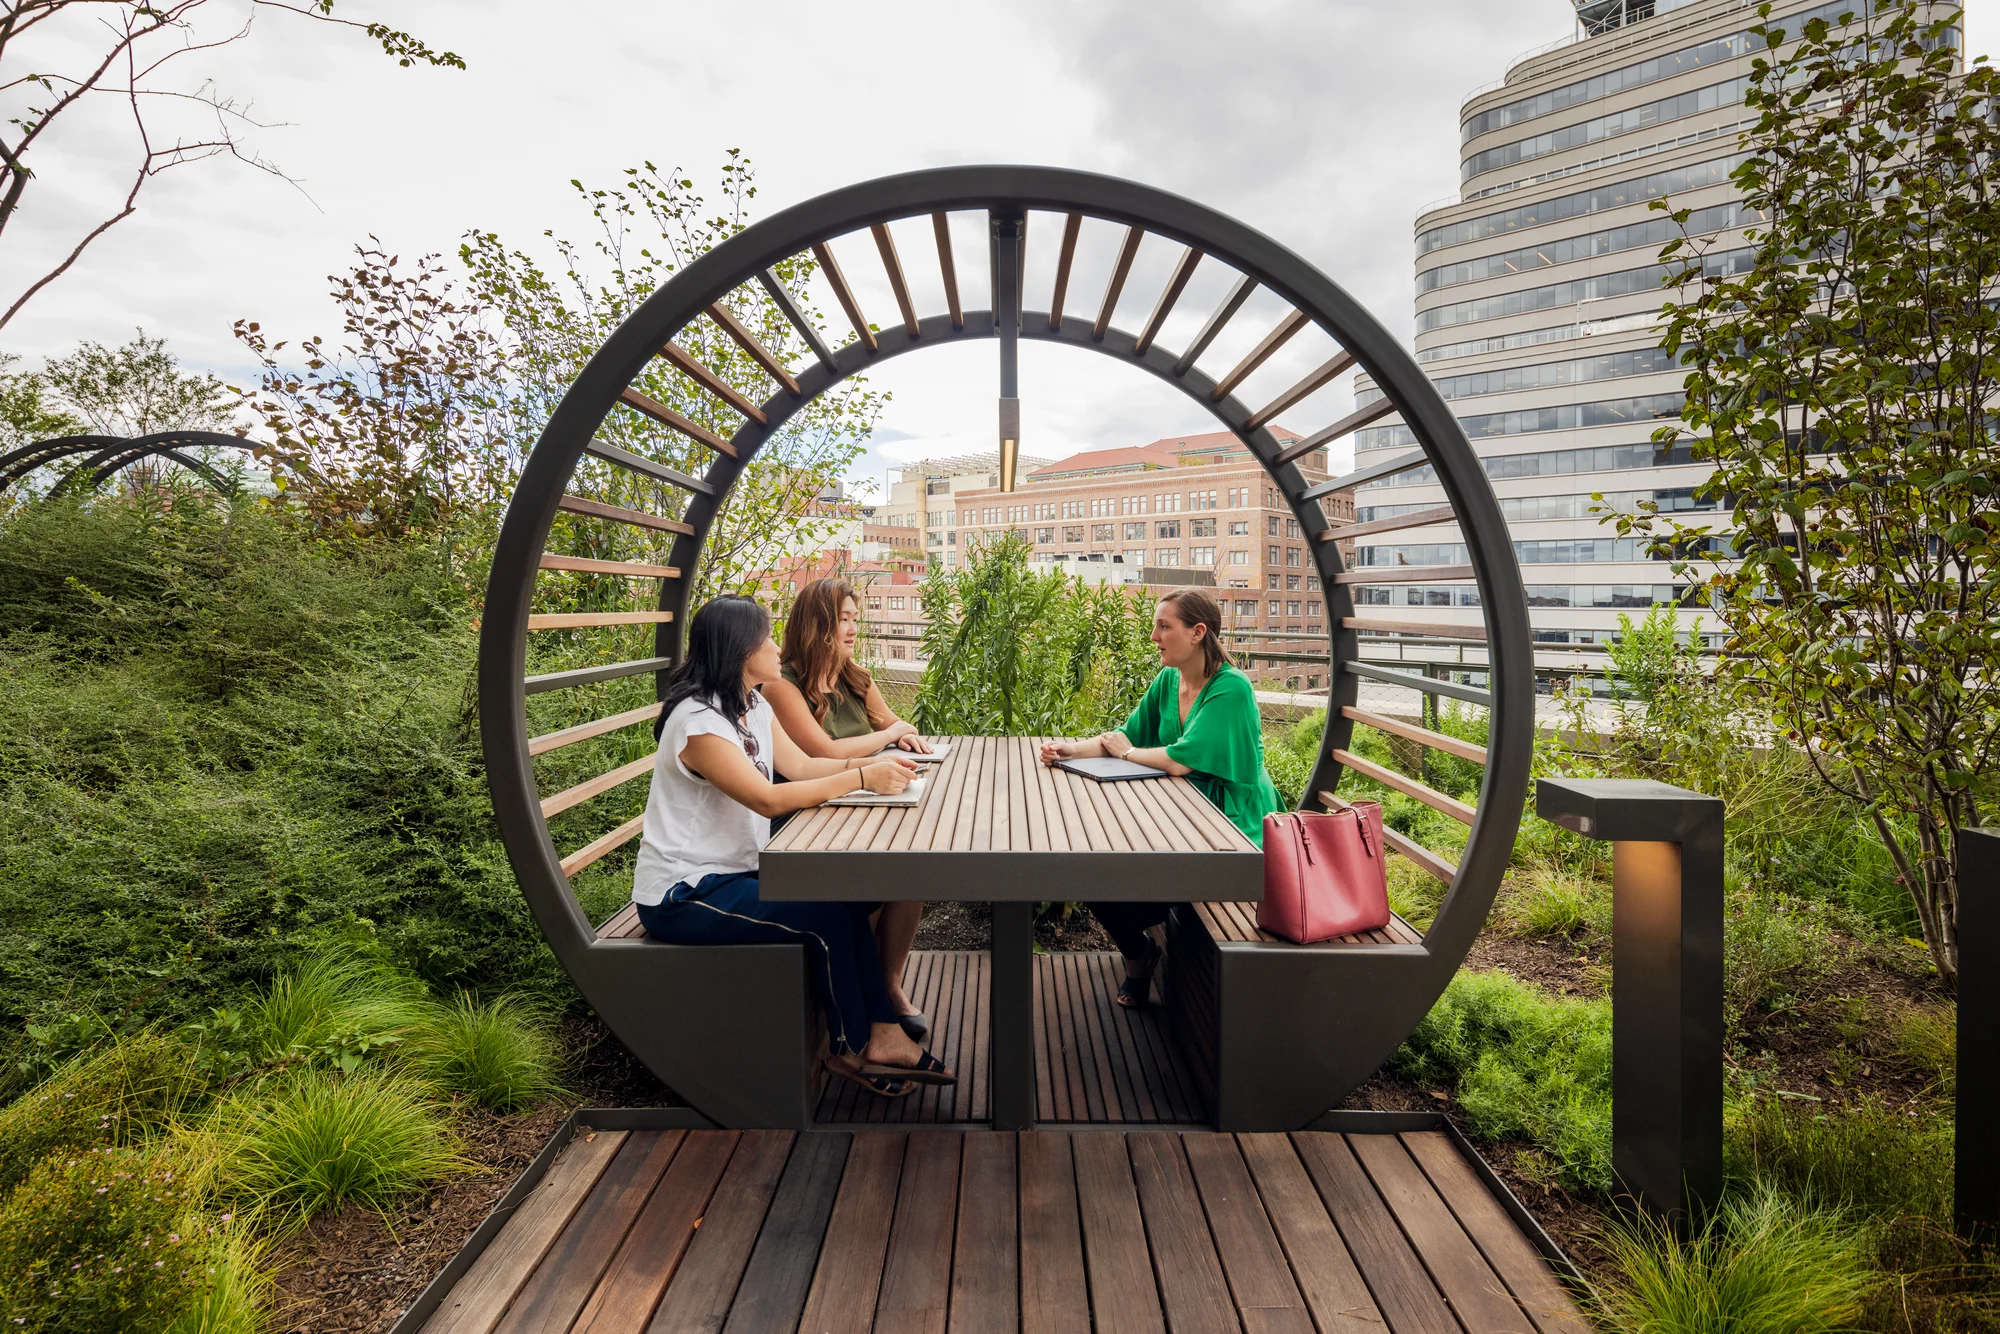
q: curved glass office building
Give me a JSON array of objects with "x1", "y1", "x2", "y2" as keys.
[{"x1": 1355, "y1": 0, "x2": 1956, "y2": 645}]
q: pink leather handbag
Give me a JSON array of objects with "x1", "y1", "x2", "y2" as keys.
[{"x1": 1257, "y1": 800, "x2": 1391, "y2": 944}]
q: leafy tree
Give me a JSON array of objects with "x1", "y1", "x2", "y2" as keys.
[
  {"x1": 43, "y1": 330, "x2": 235, "y2": 436},
  {"x1": 0, "y1": 352, "x2": 79, "y2": 453},
  {"x1": 912, "y1": 531, "x2": 1160, "y2": 737},
  {"x1": 1630, "y1": 0, "x2": 1997, "y2": 983}
]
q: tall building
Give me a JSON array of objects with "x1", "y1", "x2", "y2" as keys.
[
  {"x1": 875, "y1": 452, "x2": 1054, "y2": 568},
  {"x1": 1355, "y1": 0, "x2": 1938, "y2": 644}
]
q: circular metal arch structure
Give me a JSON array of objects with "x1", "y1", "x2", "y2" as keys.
[
  {"x1": 479, "y1": 166, "x2": 1532, "y2": 1128},
  {"x1": 0, "y1": 431, "x2": 256, "y2": 497}
]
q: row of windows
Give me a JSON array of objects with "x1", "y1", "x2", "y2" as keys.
[
  {"x1": 975, "y1": 488, "x2": 1253, "y2": 526},
  {"x1": 1355, "y1": 486, "x2": 1716, "y2": 525},
  {"x1": 1357, "y1": 537, "x2": 1650, "y2": 566},
  {"x1": 1355, "y1": 394, "x2": 1689, "y2": 459},
  {"x1": 1360, "y1": 440, "x2": 1701, "y2": 490},
  {"x1": 1464, "y1": 73, "x2": 1751, "y2": 182},
  {"x1": 1417, "y1": 153, "x2": 1743, "y2": 255},
  {"x1": 1415, "y1": 201, "x2": 1759, "y2": 295},
  {"x1": 1457, "y1": 0, "x2": 1857, "y2": 143},
  {"x1": 1362, "y1": 348, "x2": 1679, "y2": 410},
  {"x1": 1416, "y1": 246, "x2": 1753, "y2": 333},
  {"x1": 1357, "y1": 583, "x2": 1689, "y2": 608},
  {"x1": 1417, "y1": 319, "x2": 1599, "y2": 364}
]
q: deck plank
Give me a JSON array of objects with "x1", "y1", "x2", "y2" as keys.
[
  {"x1": 1019, "y1": 1132, "x2": 1091, "y2": 1334},
  {"x1": 797, "y1": 1131, "x2": 907, "y2": 1334},
  {"x1": 571, "y1": 1130, "x2": 740, "y2": 1334},
  {"x1": 1073, "y1": 1134, "x2": 1166, "y2": 1334},
  {"x1": 1291, "y1": 1133, "x2": 1460, "y2": 1334},
  {"x1": 646, "y1": 1131, "x2": 795, "y2": 1334},
  {"x1": 420, "y1": 1128, "x2": 628, "y2": 1334},
  {"x1": 1400, "y1": 1131, "x2": 1592, "y2": 1334},
  {"x1": 718, "y1": 1132, "x2": 850, "y2": 1334},
  {"x1": 1349, "y1": 1132, "x2": 1535, "y2": 1334},
  {"x1": 874, "y1": 1132, "x2": 963, "y2": 1334},
  {"x1": 1234, "y1": 1134, "x2": 1382, "y2": 1334},
  {"x1": 1180, "y1": 1134, "x2": 1314, "y2": 1334},
  {"x1": 493, "y1": 1129, "x2": 683, "y2": 1334},
  {"x1": 948, "y1": 1132, "x2": 1019, "y2": 1334},
  {"x1": 1128, "y1": 1132, "x2": 1241, "y2": 1334}
]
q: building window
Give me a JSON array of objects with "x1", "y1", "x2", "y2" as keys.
[
  {"x1": 1268, "y1": 600, "x2": 1281, "y2": 617},
  {"x1": 868, "y1": 596, "x2": 882, "y2": 610},
  {"x1": 1287, "y1": 600, "x2": 1301, "y2": 617},
  {"x1": 1228, "y1": 520, "x2": 1249, "y2": 535},
  {"x1": 890, "y1": 597, "x2": 906, "y2": 610},
  {"x1": 1191, "y1": 517, "x2": 1216, "y2": 538},
  {"x1": 1092, "y1": 524, "x2": 1115, "y2": 543},
  {"x1": 1308, "y1": 600, "x2": 1322, "y2": 617},
  {"x1": 1306, "y1": 576, "x2": 1320, "y2": 590},
  {"x1": 1155, "y1": 548, "x2": 1181, "y2": 566},
  {"x1": 1159, "y1": 492, "x2": 1183, "y2": 513},
  {"x1": 1227, "y1": 549, "x2": 1248, "y2": 565},
  {"x1": 1287, "y1": 575, "x2": 1301, "y2": 591},
  {"x1": 1285, "y1": 518, "x2": 1300, "y2": 538},
  {"x1": 1267, "y1": 516, "x2": 1281, "y2": 536},
  {"x1": 1234, "y1": 599, "x2": 1258, "y2": 616},
  {"x1": 1267, "y1": 544, "x2": 1281, "y2": 563},
  {"x1": 1121, "y1": 494, "x2": 1150, "y2": 515},
  {"x1": 1191, "y1": 547, "x2": 1216, "y2": 566},
  {"x1": 1123, "y1": 521, "x2": 1146, "y2": 540},
  {"x1": 1124, "y1": 548, "x2": 1147, "y2": 564},
  {"x1": 1287, "y1": 547, "x2": 1302, "y2": 567},
  {"x1": 1157, "y1": 520, "x2": 1181, "y2": 539},
  {"x1": 1063, "y1": 526, "x2": 1085, "y2": 543},
  {"x1": 1190, "y1": 489, "x2": 1218, "y2": 511},
  {"x1": 1036, "y1": 527, "x2": 1055, "y2": 544},
  {"x1": 1267, "y1": 574, "x2": 1281, "y2": 590}
]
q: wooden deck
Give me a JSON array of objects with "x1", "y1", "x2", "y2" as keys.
[{"x1": 414, "y1": 1126, "x2": 1589, "y2": 1334}]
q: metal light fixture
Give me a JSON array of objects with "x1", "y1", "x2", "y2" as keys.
[
  {"x1": 998, "y1": 398, "x2": 1020, "y2": 494},
  {"x1": 1538, "y1": 777, "x2": 1724, "y2": 1228},
  {"x1": 993, "y1": 212, "x2": 1023, "y2": 492}
]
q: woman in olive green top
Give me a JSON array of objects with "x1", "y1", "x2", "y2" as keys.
[
  {"x1": 767, "y1": 577, "x2": 933, "y2": 1037},
  {"x1": 1039, "y1": 588, "x2": 1284, "y2": 1006}
]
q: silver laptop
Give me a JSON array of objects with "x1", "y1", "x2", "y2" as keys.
[{"x1": 1056, "y1": 756, "x2": 1168, "y2": 782}]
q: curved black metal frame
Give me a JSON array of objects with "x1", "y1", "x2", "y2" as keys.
[
  {"x1": 478, "y1": 166, "x2": 1533, "y2": 1128},
  {"x1": 0, "y1": 431, "x2": 255, "y2": 496}
]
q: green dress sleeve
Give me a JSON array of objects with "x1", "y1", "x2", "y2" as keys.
[
  {"x1": 1164, "y1": 667, "x2": 1286, "y2": 846},
  {"x1": 1120, "y1": 667, "x2": 1175, "y2": 749}
]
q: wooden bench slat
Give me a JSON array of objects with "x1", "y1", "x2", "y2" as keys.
[
  {"x1": 1341, "y1": 706, "x2": 1489, "y2": 765},
  {"x1": 1330, "y1": 748, "x2": 1477, "y2": 825}
]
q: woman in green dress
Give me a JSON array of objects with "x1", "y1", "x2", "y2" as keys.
[
  {"x1": 1038, "y1": 588, "x2": 1285, "y2": 1007},
  {"x1": 767, "y1": 577, "x2": 933, "y2": 1037}
]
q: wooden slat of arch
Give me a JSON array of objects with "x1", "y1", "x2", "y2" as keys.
[
  {"x1": 1331, "y1": 564, "x2": 1474, "y2": 585},
  {"x1": 1093, "y1": 225, "x2": 1144, "y2": 340},
  {"x1": 1341, "y1": 705, "x2": 1489, "y2": 765},
  {"x1": 1320, "y1": 791, "x2": 1459, "y2": 885},
  {"x1": 706, "y1": 303, "x2": 801, "y2": 395},
  {"x1": 811, "y1": 242, "x2": 878, "y2": 353},
  {"x1": 539, "y1": 554, "x2": 681, "y2": 579},
  {"x1": 1171, "y1": 274, "x2": 1255, "y2": 377},
  {"x1": 1049, "y1": 213, "x2": 1082, "y2": 331},
  {"x1": 1274, "y1": 397, "x2": 1401, "y2": 468},
  {"x1": 1303, "y1": 446, "x2": 1429, "y2": 501},
  {"x1": 1247, "y1": 351, "x2": 1354, "y2": 431},
  {"x1": 558, "y1": 494, "x2": 696, "y2": 536},
  {"x1": 660, "y1": 342, "x2": 768, "y2": 424},
  {"x1": 1134, "y1": 246, "x2": 1201, "y2": 356},
  {"x1": 1322, "y1": 505, "x2": 1459, "y2": 543},
  {"x1": 617, "y1": 387, "x2": 738, "y2": 458},
  {"x1": 530, "y1": 702, "x2": 665, "y2": 757},
  {"x1": 541, "y1": 752, "x2": 657, "y2": 820},
  {"x1": 931, "y1": 213, "x2": 964, "y2": 329},
  {"x1": 1210, "y1": 309, "x2": 1309, "y2": 402},
  {"x1": 584, "y1": 439, "x2": 713, "y2": 494},
  {"x1": 870, "y1": 224, "x2": 921, "y2": 338},
  {"x1": 527, "y1": 610, "x2": 675, "y2": 631},
  {"x1": 1341, "y1": 616, "x2": 1487, "y2": 642},
  {"x1": 562, "y1": 814, "x2": 646, "y2": 877},
  {"x1": 1329, "y1": 748, "x2": 1474, "y2": 825},
  {"x1": 525, "y1": 656, "x2": 674, "y2": 695},
  {"x1": 1344, "y1": 660, "x2": 1493, "y2": 708},
  {"x1": 757, "y1": 269, "x2": 839, "y2": 372}
]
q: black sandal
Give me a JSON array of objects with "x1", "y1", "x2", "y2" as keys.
[
  {"x1": 858, "y1": 1048, "x2": 957, "y2": 1086},
  {"x1": 824, "y1": 1059, "x2": 915, "y2": 1099},
  {"x1": 897, "y1": 1012, "x2": 930, "y2": 1042},
  {"x1": 1116, "y1": 936, "x2": 1162, "y2": 1009}
]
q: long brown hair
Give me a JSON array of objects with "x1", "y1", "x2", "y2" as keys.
[
  {"x1": 781, "y1": 577, "x2": 875, "y2": 721},
  {"x1": 1159, "y1": 588, "x2": 1229, "y2": 680}
]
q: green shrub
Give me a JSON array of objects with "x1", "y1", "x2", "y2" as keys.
[
  {"x1": 1730, "y1": 1093, "x2": 1952, "y2": 1222},
  {"x1": 244, "y1": 952, "x2": 423, "y2": 1069},
  {"x1": 1725, "y1": 891, "x2": 1838, "y2": 1031},
  {"x1": 1391, "y1": 970, "x2": 1612, "y2": 1190},
  {"x1": 1890, "y1": 1003, "x2": 1955, "y2": 1097},
  {"x1": 213, "y1": 1070, "x2": 464, "y2": 1223},
  {"x1": 1505, "y1": 868, "x2": 1610, "y2": 940},
  {"x1": 1593, "y1": 1185, "x2": 1874, "y2": 1334},
  {"x1": 408, "y1": 993, "x2": 564, "y2": 1111},
  {"x1": 0, "y1": 1145, "x2": 209, "y2": 1334},
  {"x1": 163, "y1": 1230, "x2": 267, "y2": 1334},
  {"x1": 0, "y1": 1033, "x2": 205, "y2": 1192}
]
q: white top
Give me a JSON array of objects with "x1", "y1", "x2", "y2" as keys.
[{"x1": 631, "y1": 693, "x2": 775, "y2": 906}]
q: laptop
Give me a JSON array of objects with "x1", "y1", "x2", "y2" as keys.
[
  {"x1": 870, "y1": 740, "x2": 950, "y2": 764},
  {"x1": 826, "y1": 775, "x2": 930, "y2": 807},
  {"x1": 1056, "y1": 756, "x2": 1169, "y2": 782}
]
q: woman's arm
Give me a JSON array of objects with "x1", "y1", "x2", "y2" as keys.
[
  {"x1": 764, "y1": 676, "x2": 913, "y2": 759},
  {"x1": 682, "y1": 733, "x2": 911, "y2": 818},
  {"x1": 863, "y1": 680, "x2": 932, "y2": 752},
  {"x1": 1096, "y1": 732, "x2": 1192, "y2": 776},
  {"x1": 1037, "y1": 736, "x2": 1109, "y2": 765}
]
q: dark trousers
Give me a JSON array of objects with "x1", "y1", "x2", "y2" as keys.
[
  {"x1": 1086, "y1": 900, "x2": 1181, "y2": 962},
  {"x1": 635, "y1": 872, "x2": 897, "y2": 1056}
]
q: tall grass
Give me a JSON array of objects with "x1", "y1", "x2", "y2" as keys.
[
  {"x1": 1729, "y1": 1093, "x2": 1952, "y2": 1223},
  {"x1": 1594, "y1": 1186, "x2": 1874, "y2": 1334},
  {"x1": 408, "y1": 993, "x2": 564, "y2": 1111}
]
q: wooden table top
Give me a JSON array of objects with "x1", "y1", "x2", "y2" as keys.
[{"x1": 759, "y1": 736, "x2": 1262, "y2": 903}]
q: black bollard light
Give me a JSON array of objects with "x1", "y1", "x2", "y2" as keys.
[
  {"x1": 1960, "y1": 827, "x2": 1997, "y2": 1247},
  {"x1": 1537, "y1": 777, "x2": 1725, "y2": 1228}
]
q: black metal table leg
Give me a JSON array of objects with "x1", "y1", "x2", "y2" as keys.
[{"x1": 990, "y1": 900, "x2": 1035, "y2": 1130}]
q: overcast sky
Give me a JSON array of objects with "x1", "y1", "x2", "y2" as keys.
[{"x1": 8, "y1": 0, "x2": 1992, "y2": 496}]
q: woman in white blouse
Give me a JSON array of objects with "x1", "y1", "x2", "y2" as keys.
[{"x1": 632, "y1": 596, "x2": 954, "y2": 1098}]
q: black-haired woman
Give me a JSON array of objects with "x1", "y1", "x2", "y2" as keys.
[{"x1": 633, "y1": 595, "x2": 955, "y2": 1097}]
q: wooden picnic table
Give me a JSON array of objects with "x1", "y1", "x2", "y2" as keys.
[{"x1": 762, "y1": 735, "x2": 1262, "y2": 1129}]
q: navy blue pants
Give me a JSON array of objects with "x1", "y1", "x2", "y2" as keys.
[{"x1": 635, "y1": 872, "x2": 896, "y2": 1056}]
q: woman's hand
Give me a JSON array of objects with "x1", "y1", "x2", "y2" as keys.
[
  {"x1": 1038, "y1": 740, "x2": 1076, "y2": 767},
  {"x1": 1095, "y1": 731, "x2": 1134, "y2": 760},
  {"x1": 860, "y1": 759, "x2": 916, "y2": 794},
  {"x1": 887, "y1": 721, "x2": 932, "y2": 753}
]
